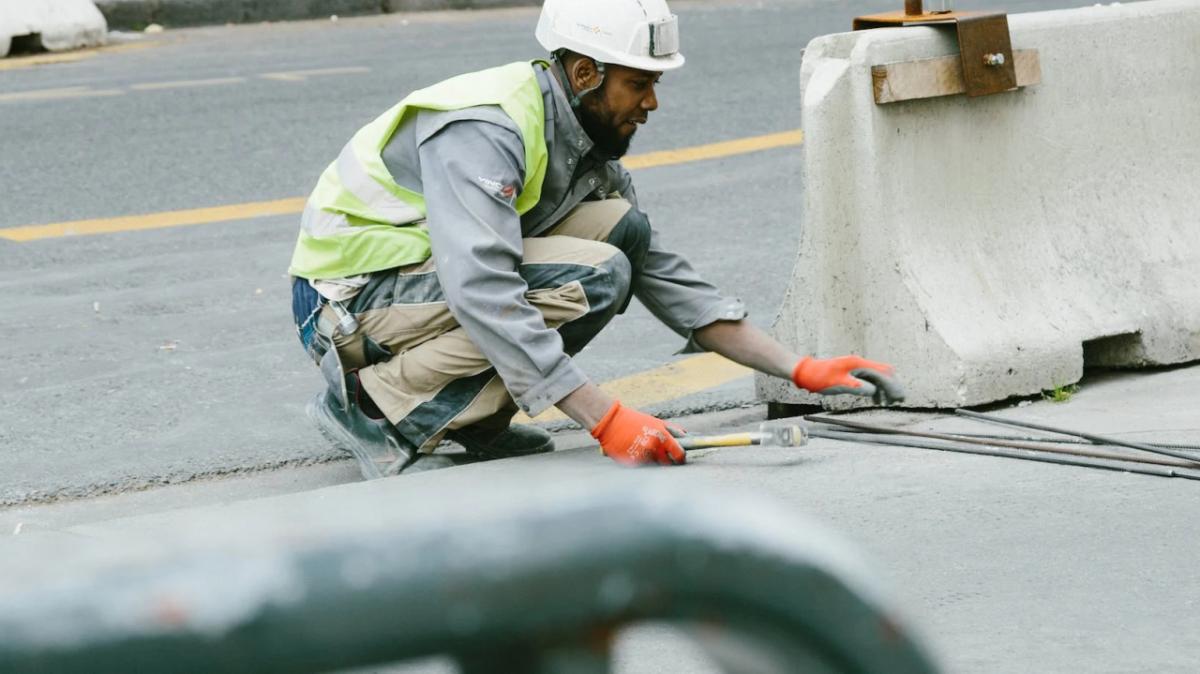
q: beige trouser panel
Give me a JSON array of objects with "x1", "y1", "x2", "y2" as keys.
[
  {"x1": 327, "y1": 199, "x2": 634, "y2": 452},
  {"x1": 543, "y1": 197, "x2": 632, "y2": 241}
]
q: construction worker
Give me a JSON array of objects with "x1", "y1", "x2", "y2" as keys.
[{"x1": 289, "y1": 0, "x2": 904, "y2": 479}]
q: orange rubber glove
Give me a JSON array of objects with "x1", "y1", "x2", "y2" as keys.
[
  {"x1": 792, "y1": 356, "x2": 906, "y2": 406},
  {"x1": 591, "y1": 401, "x2": 687, "y2": 466}
]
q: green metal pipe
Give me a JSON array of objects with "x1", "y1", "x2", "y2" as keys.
[{"x1": 0, "y1": 483, "x2": 938, "y2": 674}]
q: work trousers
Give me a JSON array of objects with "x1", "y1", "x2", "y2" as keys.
[{"x1": 293, "y1": 199, "x2": 649, "y2": 453}]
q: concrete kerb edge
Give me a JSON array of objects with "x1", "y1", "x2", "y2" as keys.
[
  {"x1": 93, "y1": 0, "x2": 543, "y2": 30},
  {"x1": 0, "y1": 401, "x2": 765, "y2": 510}
]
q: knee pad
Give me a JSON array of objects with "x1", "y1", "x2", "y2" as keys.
[
  {"x1": 558, "y1": 251, "x2": 634, "y2": 353},
  {"x1": 605, "y1": 248, "x2": 633, "y2": 299},
  {"x1": 605, "y1": 206, "x2": 652, "y2": 273},
  {"x1": 601, "y1": 243, "x2": 635, "y2": 316}
]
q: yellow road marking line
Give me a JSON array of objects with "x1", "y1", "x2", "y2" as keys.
[
  {"x1": 2, "y1": 61, "x2": 367, "y2": 103},
  {"x1": 0, "y1": 41, "x2": 159, "y2": 71},
  {"x1": 513, "y1": 352, "x2": 753, "y2": 424},
  {"x1": 623, "y1": 129, "x2": 804, "y2": 170},
  {"x1": 2, "y1": 64, "x2": 365, "y2": 103},
  {"x1": 131, "y1": 77, "x2": 248, "y2": 91},
  {"x1": 0, "y1": 128, "x2": 802, "y2": 242},
  {"x1": 0, "y1": 198, "x2": 307, "y2": 242},
  {"x1": 260, "y1": 66, "x2": 371, "y2": 82},
  {"x1": 0, "y1": 86, "x2": 122, "y2": 103}
]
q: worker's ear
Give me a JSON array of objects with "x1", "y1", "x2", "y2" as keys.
[{"x1": 569, "y1": 56, "x2": 602, "y2": 93}]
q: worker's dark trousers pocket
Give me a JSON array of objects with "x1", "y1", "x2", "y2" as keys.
[{"x1": 291, "y1": 277, "x2": 325, "y2": 364}]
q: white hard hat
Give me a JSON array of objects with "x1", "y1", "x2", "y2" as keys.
[{"x1": 536, "y1": 0, "x2": 685, "y2": 73}]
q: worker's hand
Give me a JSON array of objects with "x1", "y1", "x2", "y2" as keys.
[
  {"x1": 591, "y1": 401, "x2": 687, "y2": 466},
  {"x1": 792, "y1": 356, "x2": 906, "y2": 406}
]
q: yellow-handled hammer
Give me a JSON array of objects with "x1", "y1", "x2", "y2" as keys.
[{"x1": 676, "y1": 423, "x2": 808, "y2": 451}]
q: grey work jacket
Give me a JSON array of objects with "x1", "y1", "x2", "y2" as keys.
[{"x1": 371, "y1": 61, "x2": 745, "y2": 417}]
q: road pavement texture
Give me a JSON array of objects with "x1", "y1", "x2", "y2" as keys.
[
  {"x1": 4, "y1": 364, "x2": 1199, "y2": 673},
  {"x1": 0, "y1": 0, "x2": 1083, "y2": 506},
  {"x1": 0, "y1": 0, "x2": 817, "y2": 505}
]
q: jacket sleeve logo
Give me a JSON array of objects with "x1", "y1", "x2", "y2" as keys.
[{"x1": 477, "y1": 176, "x2": 517, "y2": 202}]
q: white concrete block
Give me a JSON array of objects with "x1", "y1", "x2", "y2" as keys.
[
  {"x1": 0, "y1": 0, "x2": 107, "y2": 58},
  {"x1": 759, "y1": 0, "x2": 1200, "y2": 409}
]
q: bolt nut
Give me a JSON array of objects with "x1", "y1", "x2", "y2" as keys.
[{"x1": 984, "y1": 52, "x2": 1006, "y2": 67}]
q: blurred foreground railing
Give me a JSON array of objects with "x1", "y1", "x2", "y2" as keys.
[{"x1": 0, "y1": 481, "x2": 937, "y2": 673}]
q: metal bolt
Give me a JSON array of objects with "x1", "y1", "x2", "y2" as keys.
[{"x1": 984, "y1": 52, "x2": 1006, "y2": 67}]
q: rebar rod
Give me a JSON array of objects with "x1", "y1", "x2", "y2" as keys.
[
  {"x1": 807, "y1": 416, "x2": 1198, "y2": 469},
  {"x1": 954, "y1": 409, "x2": 1200, "y2": 466},
  {"x1": 809, "y1": 429, "x2": 1200, "y2": 482},
  {"x1": 815, "y1": 426, "x2": 1200, "y2": 452}
]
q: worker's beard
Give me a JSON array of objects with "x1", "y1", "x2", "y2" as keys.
[{"x1": 577, "y1": 95, "x2": 635, "y2": 160}]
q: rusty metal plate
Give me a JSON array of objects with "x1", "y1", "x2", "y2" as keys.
[
  {"x1": 853, "y1": 9, "x2": 982, "y2": 31},
  {"x1": 956, "y1": 13, "x2": 1017, "y2": 96}
]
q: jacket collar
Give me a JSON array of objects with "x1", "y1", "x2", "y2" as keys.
[{"x1": 537, "y1": 61, "x2": 596, "y2": 158}]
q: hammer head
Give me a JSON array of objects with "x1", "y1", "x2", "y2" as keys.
[{"x1": 758, "y1": 423, "x2": 809, "y2": 447}]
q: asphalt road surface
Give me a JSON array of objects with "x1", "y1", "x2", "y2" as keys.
[{"x1": 0, "y1": 0, "x2": 1092, "y2": 504}]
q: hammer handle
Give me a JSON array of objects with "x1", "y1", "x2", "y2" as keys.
[{"x1": 677, "y1": 432, "x2": 761, "y2": 451}]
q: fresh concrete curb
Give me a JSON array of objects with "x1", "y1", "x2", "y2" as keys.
[{"x1": 94, "y1": 0, "x2": 541, "y2": 30}]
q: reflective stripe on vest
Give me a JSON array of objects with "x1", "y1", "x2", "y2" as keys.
[
  {"x1": 289, "y1": 61, "x2": 549, "y2": 281},
  {"x1": 335, "y1": 141, "x2": 425, "y2": 225}
]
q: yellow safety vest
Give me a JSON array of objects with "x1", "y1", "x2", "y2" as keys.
[{"x1": 289, "y1": 61, "x2": 550, "y2": 280}]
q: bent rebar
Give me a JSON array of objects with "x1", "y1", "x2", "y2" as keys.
[{"x1": 955, "y1": 409, "x2": 1200, "y2": 466}]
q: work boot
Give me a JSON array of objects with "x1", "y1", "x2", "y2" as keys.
[
  {"x1": 307, "y1": 385, "x2": 416, "y2": 480},
  {"x1": 446, "y1": 420, "x2": 555, "y2": 460},
  {"x1": 307, "y1": 347, "x2": 423, "y2": 480}
]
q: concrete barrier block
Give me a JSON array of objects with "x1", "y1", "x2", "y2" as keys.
[
  {"x1": 93, "y1": 0, "x2": 383, "y2": 29},
  {"x1": 758, "y1": 0, "x2": 1200, "y2": 409},
  {"x1": 0, "y1": 0, "x2": 107, "y2": 57},
  {"x1": 157, "y1": 0, "x2": 243, "y2": 26},
  {"x1": 385, "y1": 0, "x2": 540, "y2": 9},
  {"x1": 92, "y1": 0, "x2": 542, "y2": 30},
  {"x1": 89, "y1": 1, "x2": 155, "y2": 31}
]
